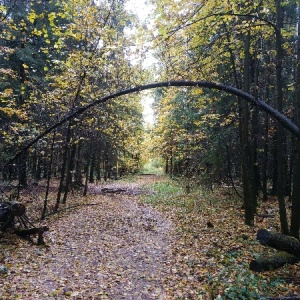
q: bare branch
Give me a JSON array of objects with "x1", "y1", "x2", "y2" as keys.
[
  {"x1": 167, "y1": 12, "x2": 278, "y2": 38},
  {"x1": 7, "y1": 80, "x2": 300, "y2": 165}
]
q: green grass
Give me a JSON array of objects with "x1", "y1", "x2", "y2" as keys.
[
  {"x1": 143, "y1": 177, "x2": 185, "y2": 206},
  {"x1": 140, "y1": 158, "x2": 164, "y2": 175},
  {"x1": 142, "y1": 175, "x2": 235, "y2": 212}
]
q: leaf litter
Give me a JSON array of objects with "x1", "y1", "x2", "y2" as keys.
[
  {"x1": 0, "y1": 177, "x2": 173, "y2": 299},
  {"x1": 0, "y1": 175, "x2": 299, "y2": 299}
]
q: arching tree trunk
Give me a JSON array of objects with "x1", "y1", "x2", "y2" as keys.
[{"x1": 7, "y1": 80, "x2": 300, "y2": 228}]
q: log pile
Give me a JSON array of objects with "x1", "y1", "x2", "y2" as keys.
[
  {"x1": 250, "y1": 229, "x2": 300, "y2": 272},
  {"x1": 0, "y1": 201, "x2": 48, "y2": 245},
  {"x1": 0, "y1": 201, "x2": 26, "y2": 231}
]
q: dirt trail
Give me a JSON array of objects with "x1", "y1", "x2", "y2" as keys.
[{"x1": 0, "y1": 176, "x2": 174, "y2": 299}]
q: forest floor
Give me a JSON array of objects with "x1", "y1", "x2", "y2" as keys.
[{"x1": 0, "y1": 175, "x2": 300, "y2": 299}]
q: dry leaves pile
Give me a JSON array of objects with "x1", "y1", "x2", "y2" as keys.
[{"x1": 0, "y1": 175, "x2": 299, "y2": 299}]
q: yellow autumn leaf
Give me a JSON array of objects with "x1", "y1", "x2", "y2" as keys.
[{"x1": 27, "y1": 11, "x2": 37, "y2": 23}]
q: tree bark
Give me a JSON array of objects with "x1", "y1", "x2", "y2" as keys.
[
  {"x1": 89, "y1": 150, "x2": 95, "y2": 183},
  {"x1": 41, "y1": 131, "x2": 56, "y2": 220},
  {"x1": 242, "y1": 32, "x2": 255, "y2": 226},
  {"x1": 256, "y1": 229, "x2": 300, "y2": 257},
  {"x1": 290, "y1": 0, "x2": 300, "y2": 239},
  {"x1": 275, "y1": 0, "x2": 289, "y2": 235},
  {"x1": 0, "y1": 201, "x2": 26, "y2": 231},
  {"x1": 55, "y1": 121, "x2": 72, "y2": 211},
  {"x1": 249, "y1": 251, "x2": 299, "y2": 272},
  {"x1": 250, "y1": 229, "x2": 300, "y2": 272},
  {"x1": 262, "y1": 113, "x2": 269, "y2": 202},
  {"x1": 62, "y1": 143, "x2": 77, "y2": 204}
]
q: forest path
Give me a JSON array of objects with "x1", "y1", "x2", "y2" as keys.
[{"x1": 0, "y1": 176, "x2": 174, "y2": 299}]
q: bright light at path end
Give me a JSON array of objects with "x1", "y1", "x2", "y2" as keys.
[
  {"x1": 142, "y1": 93, "x2": 155, "y2": 125},
  {"x1": 125, "y1": 0, "x2": 156, "y2": 126}
]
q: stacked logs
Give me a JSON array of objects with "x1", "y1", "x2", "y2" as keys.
[{"x1": 0, "y1": 201, "x2": 48, "y2": 245}]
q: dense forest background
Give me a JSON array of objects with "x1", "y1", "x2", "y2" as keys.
[{"x1": 1, "y1": 0, "x2": 300, "y2": 238}]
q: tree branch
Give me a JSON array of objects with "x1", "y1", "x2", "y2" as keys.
[
  {"x1": 167, "y1": 12, "x2": 278, "y2": 38},
  {"x1": 7, "y1": 81, "x2": 300, "y2": 165}
]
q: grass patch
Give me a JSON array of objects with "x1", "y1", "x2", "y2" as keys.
[
  {"x1": 142, "y1": 177, "x2": 186, "y2": 207},
  {"x1": 141, "y1": 158, "x2": 164, "y2": 175}
]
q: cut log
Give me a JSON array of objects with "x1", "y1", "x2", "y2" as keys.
[
  {"x1": 249, "y1": 251, "x2": 299, "y2": 272},
  {"x1": 1, "y1": 202, "x2": 28, "y2": 232},
  {"x1": 257, "y1": 229, "x2": 300, "y2": 257},
  {"x1": 9, "y1": 201, "x2": 26, "y2": 217}
]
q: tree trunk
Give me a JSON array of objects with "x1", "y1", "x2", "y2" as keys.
[
  {"x1": 18, "y1": 153, "x2": 27, "y2": 187},
  {"x1": 74, "y1": 141, "x2": 83, "y2": 188},
  {"x1": 62, "y1": 143, "x2": 76, "y2": 204},
  {"x1": 14, "y1": 226, "x2": 49, "y2": 245},
  {"x1": 290, "y1": 0, "x2": 300, "y2": 238},
  {"x1": 276, "y1": 0, "x2": 289, "y2": 234},
  {"x1": 256, "y1": 229, "x2": 300, "y2": 257},
  {"x1": 89, "y1": 150, "x2": 95, "y2": 183},
  {"x1": 250, "y1": 229, "x2": 300, "y2": 272},
  {"x1": 249, "y1": 252, "x2": 299, "y2": 272},
  {"x1": 55, "y1": 121, "x2": 72, "y2": 212},
  {"x1": 262, "y1": 113, "x2": 269, "y2": 202},
  {"x1": 96, "y1": 154, "x2": 101, "y2": 182},
  {"x1": 41, "y1": 131, "x2": 56, "y2": 220},
  {"x1": 0, "y1": 201, "x2": 26, "y2": 231},
  {"x1": 83, "y1": 157, "x2": 90, "y2": 196},
  {"x1": 242, "y1": 32, "x2": 255, "y2": 226}
]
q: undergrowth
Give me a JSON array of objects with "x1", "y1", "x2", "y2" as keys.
[{"x1": 141, "y1": 175, "x2": 300, "y2": 299}]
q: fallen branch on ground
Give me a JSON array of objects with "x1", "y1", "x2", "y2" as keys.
[
  {"x1": 250, "y1": 229, "x2": 300, "y2": 272},
  {"x1": 256, "y1": 229, "x2": 300, "y2": 257},
  {"x1": 249, "y1": 252, "x2": 299, "y2": 272},
  {"x1": 14, "y1": 226, "x2": 49, "y2": 245}
]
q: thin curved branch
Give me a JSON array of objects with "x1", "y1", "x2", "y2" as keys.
[
  {"x1": 7, "y1": 80, "x2": 300, "y2": 164},
  {"x1": 168, "y1": 12, "x2": 278, "y2": 38}
]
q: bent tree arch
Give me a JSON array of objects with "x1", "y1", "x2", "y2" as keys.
[
  {"x1": 9, "y1": 80, "x2": 300, "y2": 165},
  {"x1": 6, "y1": 80, "x2": 300, "y2": 233}
]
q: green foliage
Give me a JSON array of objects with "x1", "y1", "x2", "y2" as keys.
[
  {"x1": 210, "y1": 264, "x2": 284, "y2": 300},
  {"x1": 141, "y1": 158, "x2": 164, "y2": 174},
  {"x1": 0, "y1": 0, "x2": 145, "y2": 186},
  {"x1": 143, "y1": 177, "x2": 184, "y2": 206}
]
